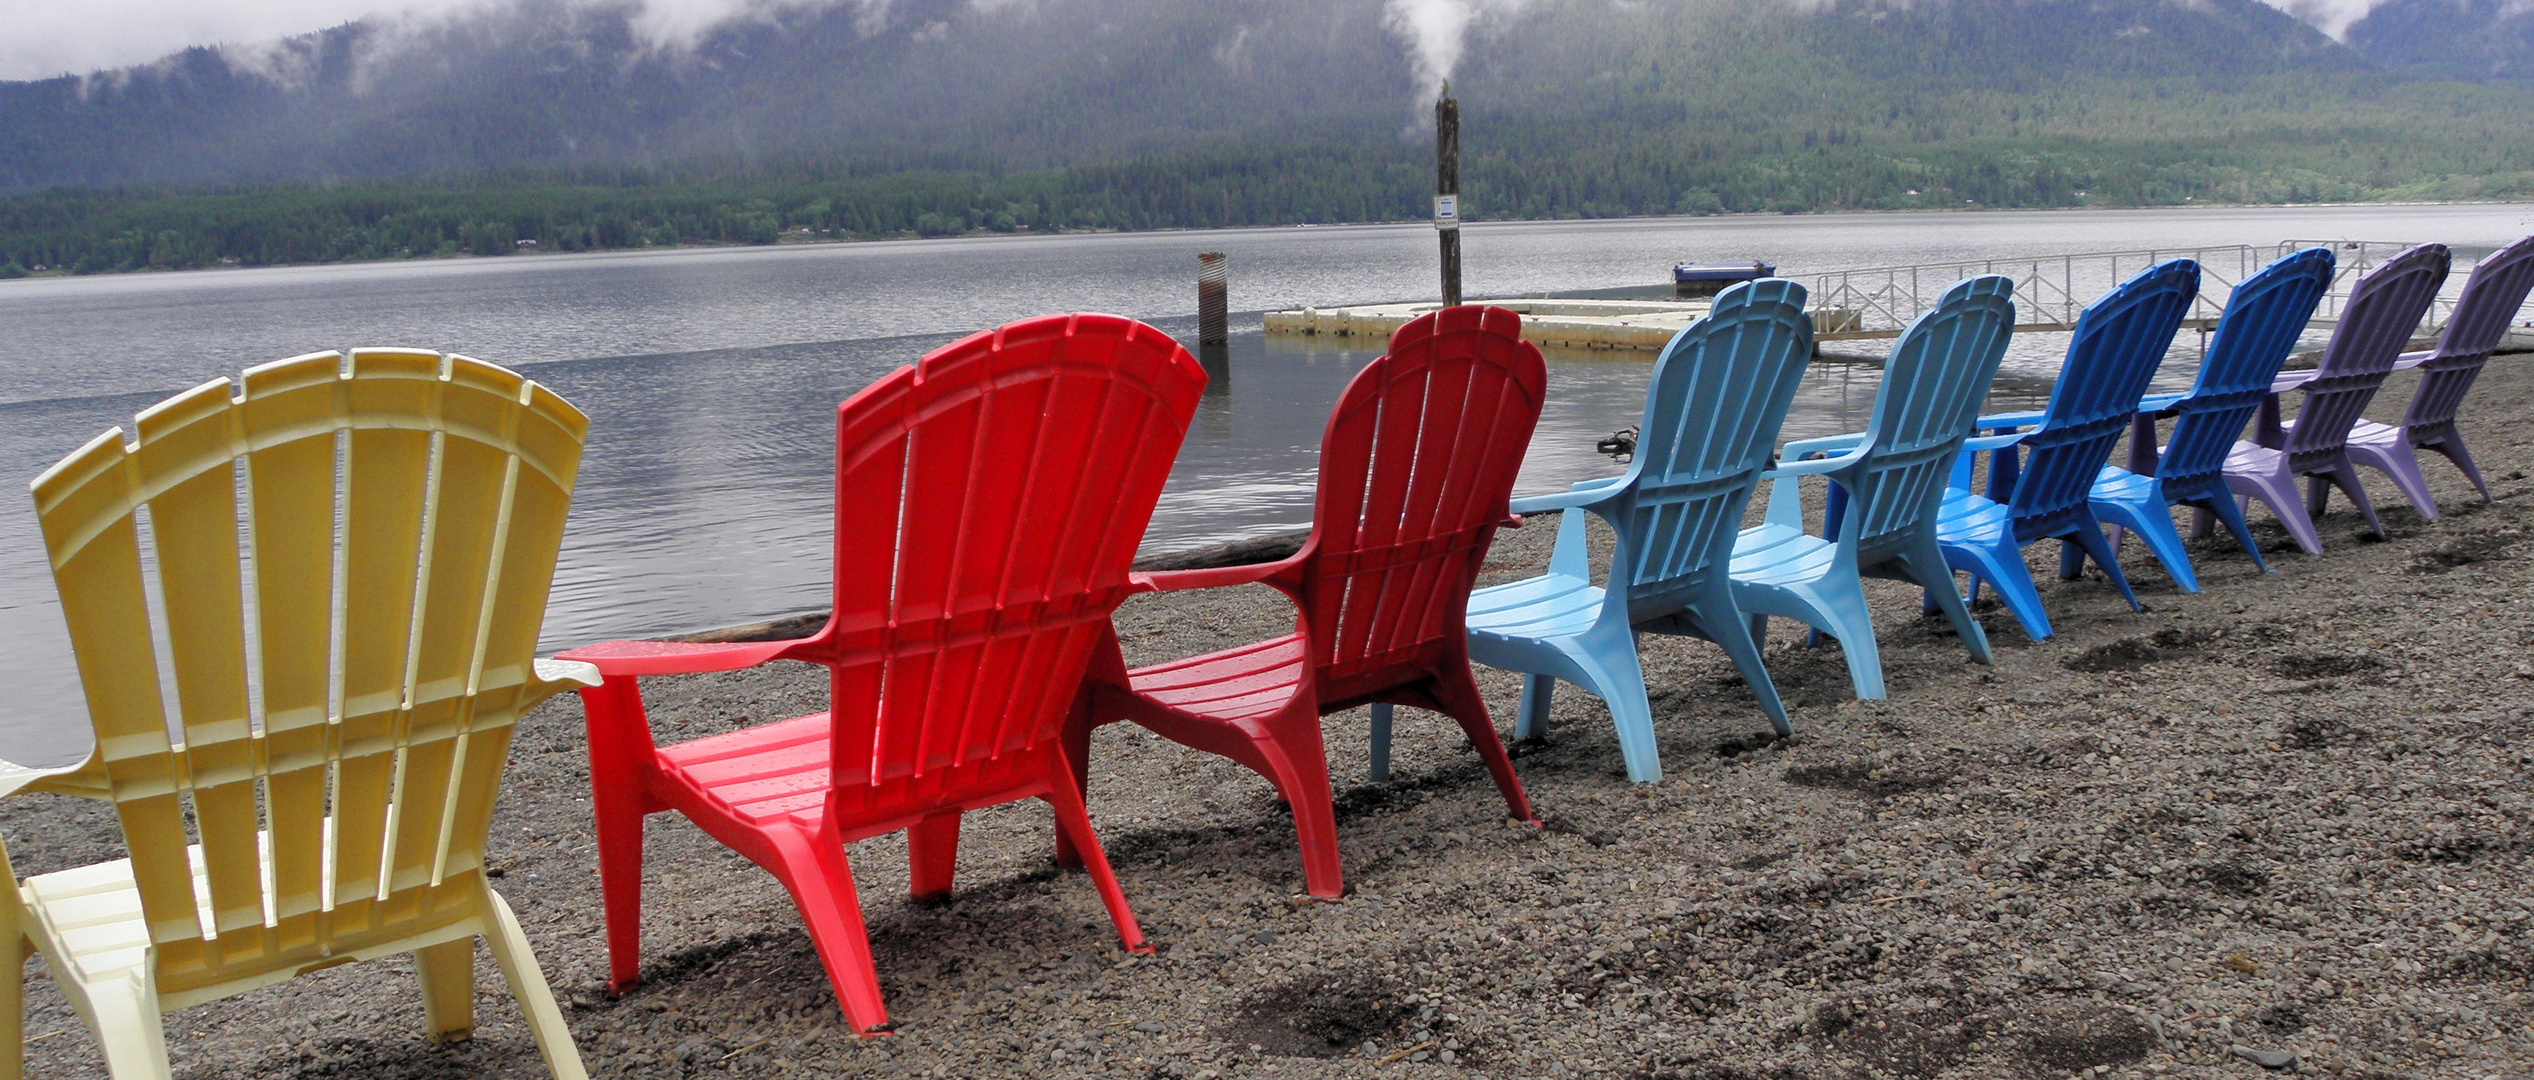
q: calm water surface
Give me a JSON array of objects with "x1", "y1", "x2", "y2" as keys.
[{"x1": 0, "y1": 203, "x2": 2528, "y2": 763}]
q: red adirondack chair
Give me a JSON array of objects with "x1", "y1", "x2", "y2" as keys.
[
  {"x1": 1065, "y1": 306, "x2": 1546, "y2": 899},
  {"x1": 556, "y1": 314, "x2": 1205, "y2": 1035}
]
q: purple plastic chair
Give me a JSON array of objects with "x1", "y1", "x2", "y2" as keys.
[
  {"x1": 2225, "y1": 244, "x2": 2450, "y2": 554},
  {"x1": 2343, "y1": 234, "x2": 2534, "y2": 517}
]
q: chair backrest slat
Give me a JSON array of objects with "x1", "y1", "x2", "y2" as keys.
[
  {"x1": 2285, "y1": 243, "x2": 2451, "y2": 467},
  {"x1": 32, "y1": 350, "x2": 586, "y2": 997},
  {"x1": 2004, "y1": 260, "x2": 2200, "y2": 540},
  {"x1": 1617, "y1": 280, "x2": 1815, "y2": 610},
  {"x1": 790, "y1": 314, "x2": 1205, "y2": 818},
  {"x1": 1298, "y1": 307, "x2": 1546, "y2": 694},
  {"x1": 2402, "y1": 235, "x2": 2534, "y2": 435},
  {"x1": 2159, "y1": 248, "x2": 2337, "y2": 498},
  {"x1": 1845, "y1": 275, "x2": 2018, "y2": 558}
]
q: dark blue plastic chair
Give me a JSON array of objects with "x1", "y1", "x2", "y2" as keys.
[
  {"x1": 1731, "y1": 275, "x2": 2017, "y2": 701},
  {"x1": 2092, "y1": 247, "x2": 2336, "y2": 587},
  {"x1": 1464, "y1": 279, "x2": 1814, "y2": 783},
  {"x1": 1935, "y1": 259, "x2": 2202, "y2": 640}
]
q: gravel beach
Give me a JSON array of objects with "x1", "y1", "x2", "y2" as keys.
[{"x1": 8, "y1": 357, "x2": 2534, "y2": 1080}]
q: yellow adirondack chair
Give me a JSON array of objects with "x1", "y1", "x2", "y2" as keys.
[{"x1": 0, "y1": 350, "x2": 598, "y2": 1079}]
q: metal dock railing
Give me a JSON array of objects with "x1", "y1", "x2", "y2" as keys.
[{"x1": 1809, "y1": 239, "x2": 2528, "y2": 347}]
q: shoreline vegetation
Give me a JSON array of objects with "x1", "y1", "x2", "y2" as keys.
[
  {"x1": 1, "y1": 190, "x2": 2526, "y2": 285},
  {"x1": 6, "y1": 133, "x2": 2533, "y2": 279},
  {"x1": 0, "y1": 203, "x2": 2335, "y2": 283}
]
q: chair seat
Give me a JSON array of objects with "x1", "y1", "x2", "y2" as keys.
[
  {"x1": 2226, "y1": 439, "x2": 2287, "y2": 475},
  {"x1": 659, "y1": 713, "x2": 836, "y2": 826},
  {"x1": 2090, "y1": 464, "x2": 2157, "y2": 503},
  {"x1": 1123, "y1": 634, "x2": 1310, "y2": 724},
  {"x1": 1466, "y1": 573, "x2": 1605, "y2": 642},
  {"x1": 2345, "y1": 418, "x2": 2403, "y2": 450},
  {"x1": 1935, "y1": 487, "x2": 2011, "y2": 546},
  {"x1": 1728, "y1": 522, "x2": 1837, "y2": 586}
]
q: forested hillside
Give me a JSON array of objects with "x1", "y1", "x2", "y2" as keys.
[{"x1": 4, "y1": 0, "x2": 2532, "y2": 276}]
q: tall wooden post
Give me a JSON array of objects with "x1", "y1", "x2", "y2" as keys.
[
  {"x1": 1435, "y1": 85, "x2": 1461, "y2": 307},
  {"x1": 1197, "y1": 252, "x2": 1228, "y2": 346}
]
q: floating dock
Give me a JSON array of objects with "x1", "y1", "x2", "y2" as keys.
[{"x1": 1263, "y1": 298, "x2": 1860, "y2": 352}]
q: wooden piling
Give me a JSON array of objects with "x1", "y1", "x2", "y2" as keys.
[
  {"x1": 1436, "y1": 87, "x2": 1461, "y2": 307},
  {"x1": 1198, "y1": 251, "x2": 1228, "y2": 345}
]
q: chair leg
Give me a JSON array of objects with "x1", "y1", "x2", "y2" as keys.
[
  {"x1": 2352, "y1": 439, "x2": 2440, "y2": 520},
  {"x1": 2197, "y1": 495, "x2": 2271, "y2": 573},
  {"x1": 413, "y1": 937, "x2": 477, "y2": 1043},
  {"x1": 773, "y1": 824, "x2": 892, "y2": 1034},
  {"x1": 1701, "y1": 596, "x2": 1790, "y2": 736},
  {"x1": 2189, "y1": 505, "x2": 2214, "y2": 540},
  {"x1": 1949, "y1": 539, "x2": 2050, "y2": 641},
  {"x1": 2066, "y1": 515, "x2": 2143, "y2": 612},
  {"x1": 2427, "y1": 430, "x2": 2492, "y2": 501},
  {"x1": 1259, "y1": 704, "x2": 1346, "y2": 898},
  {"x1": 1789, "y1": 575, "x2": 1890, "y2": 698},
  {"x1": 2236, "y1": 470, "x2": 2323, "y2": 555},
  {"x1": 1429, "y1": 670, "x2": 1540, "y2": 824},
  {"x1": 1054, "y1": 691, "x2": 1096, "y2": 870},
  {"x1": 479, "y1": 889, "x2": 590, "y2": 1080},
  {"x1": 2056, "y1": 536, "x2": 2087, "y2": 581},
  {"x1": 591, "y1": 771, "x2": 649, "y2": 996},
  {"x1": 74, "y1": 970, "x2": 172, "y2": 1080},
  {"x1": 907, "y1": 812, "x2": 961, "y2": 902},
  {"x1": 1513, "y1": 674, "x2": 1555, "y2": 741},
  {"x1": 0, "y1": 931, "x2": 24, "y2": 1080},
  {"x1": 2323, "y1": 465, "x2": 2385, "y2": 537},
  {"x1": 1041, "y1": 751, "x2": 1152, "y2": 955},
  {"x1": 1898, "y1": 542, "x2": 1991, "y2": 666},
  {"x1": 2096, "y1": 499, "x2": 2199, "y2": 592},
  {"x1": 1571, "y1": 637, "x2": 1662, "y2": 783},
  {"x1": 1367, "y1": 702, "x2": 1394, "y2": 781}
]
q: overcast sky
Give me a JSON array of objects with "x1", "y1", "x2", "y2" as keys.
[{"x1": 0, "y1": 0, "x2": 2371, "y2": 84}]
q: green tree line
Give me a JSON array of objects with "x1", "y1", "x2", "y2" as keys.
[{"x1": 6, "y1": 92, "x2": 2533, "y2": 277}]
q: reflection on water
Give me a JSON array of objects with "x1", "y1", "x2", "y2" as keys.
[{"x1": 0, "y1": 203, "x2": 2525, "y2": 764}]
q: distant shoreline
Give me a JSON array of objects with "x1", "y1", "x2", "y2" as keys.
[{"x1": 6, "y1": 197, "x2": 2523, "y2": 284}]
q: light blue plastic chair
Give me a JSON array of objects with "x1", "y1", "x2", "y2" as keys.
[
  {"x1": 2090, "y1": 247, "x2": 2336, "y2": 587},
  {"x1": 1463, "y1": 279, "x2": 1814, "y2": 783},
  {"x1": 1935, "y1": 259, "x2": 2201, "y2": 640},
  {"x1": 1730, "y1": 275, "x2": 2018, "y2": 701}
]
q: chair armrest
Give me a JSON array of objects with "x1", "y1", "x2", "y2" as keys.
[
  {"x1": 1509, "y1": 477, "x2": 1626, "y2": 516},
  {"x1": 1779, "y1": 431, "x2": 1867, "y2": 458},
  {"x1": 1952, "y1": 429, "x2": 2031, "y2": 492},
  {"x1": 2270, "y1": 369, "x2": 2319, "y2": 394},
  {"x1": 0, "y1": 754, "x2": 95, "y2": 802},
  {"x1": 2391, "y1": 349, "x2": 2433, "y2": 371},
  {"x1": 535, "y1": 657, "x2": 604, "y2": 689},
  {"x1": 1973, "y1": 409, "x2": 2045, "y2": 433},
  {"x1": 554, "y1": 638, "x2": 800, "y2": 678},
  {"x1": 1133, "y1": 556, "x2": 1304, "y2": 593},
  {"x1": 2134, "y1": 392, "x2": 2188, "y2": 416},
  {"x1": 1762, "y1": 447, "x2": 1866, "y2": 480}
]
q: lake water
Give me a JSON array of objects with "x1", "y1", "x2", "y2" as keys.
[{"x1": 0, "y1": 202, "x2": 2528, "y2": 764}]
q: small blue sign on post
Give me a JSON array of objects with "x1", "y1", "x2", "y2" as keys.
[{"x1": 1434, "y1": 194, "x2": 1459, "y2": 230}]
